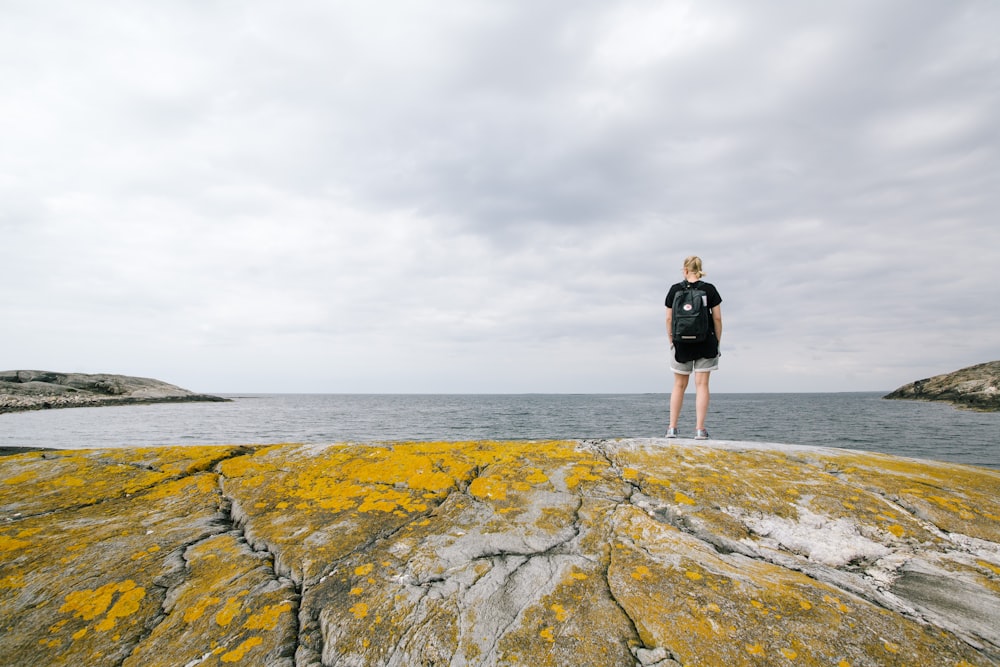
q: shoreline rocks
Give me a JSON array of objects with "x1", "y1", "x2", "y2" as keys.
[
  {"x1": 2, "y1": 439, "x2": 998, "y2": 666},
  {"x1": 883, "y1": 360, "x2": 1000, "y2": 411},
  {"x1": 0, "y1": 370, "x2": 229, "y2": 414}
]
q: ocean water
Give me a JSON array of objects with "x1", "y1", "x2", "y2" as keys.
[{"x1": 1, "y1": 393, "x2": 997, "y2": 469}]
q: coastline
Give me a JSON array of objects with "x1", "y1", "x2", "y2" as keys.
[
  {"x1": 4, "y1": 393, "x2": 996, "y2": 471},
  {"x1": 0, "y1": 370, "x2": 230, "y2": 415},
  {"x1": 883, "y1": 360, "x2": 1000, "y2": 412},
  {"x1": 0, "y1": 446, "x2": 53, "y2": 457},
  {"x1": 0, "y1": 393, "x2": 230, "y2": 415}
]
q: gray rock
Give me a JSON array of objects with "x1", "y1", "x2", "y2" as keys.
[
  {"x1": 883, "y1": 360, "x2": 1000, "y2": 411},
  {"x1": 0, "y1": 370, "x2": 229, "y2": 413},
  {"x1": 2, "y1": 440, "x2": 998, "y2": 667}
]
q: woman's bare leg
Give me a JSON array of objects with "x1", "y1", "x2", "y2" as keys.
[
  {"x1": 694, "y1": 371, "x2": 711, "y2": 431},
  {"x1": 670, "y1": 373, "x2": 690, "y2": 428}
]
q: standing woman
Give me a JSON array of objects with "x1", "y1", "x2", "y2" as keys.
[{"x1": 664, "y1": 256, "x2": 723, "y2": 439}]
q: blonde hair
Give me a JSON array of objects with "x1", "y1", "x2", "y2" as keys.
[{"x1": 683, "y1": 256, "x2": 705, "y2": 279}]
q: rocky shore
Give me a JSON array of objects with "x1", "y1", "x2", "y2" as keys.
[
  {"x1": 884, "y1": 360, "x2": 1000, "y2": 411},
  {"x1": 0, "y1": 370, "x2": 229, "y2": 414},
  {"x1": 2, "y1": 439, "x2": 998, "y2": 666}
]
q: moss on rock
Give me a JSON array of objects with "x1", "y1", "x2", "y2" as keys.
[{"x1": 1, "y1": 440, "x2": 998, "y2": 666}]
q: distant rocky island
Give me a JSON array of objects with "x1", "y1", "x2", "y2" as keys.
[
  {"x1": 884, "y1": 360, "x2": 1000, "y2": 411},
  {"x1": 0, "y1": 370, "x2": 229, "y2": 414}
]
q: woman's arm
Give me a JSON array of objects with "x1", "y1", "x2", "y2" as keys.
[{"x1": 712, "y1": 304, "x2": 723, "y2": 343}]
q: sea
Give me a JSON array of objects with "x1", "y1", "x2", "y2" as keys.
[{"x1": 1, "y1": 393, "x2": 997, "y2": 470}]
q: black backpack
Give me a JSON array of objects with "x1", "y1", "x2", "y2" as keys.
[{"x1": 671, "y1": 282, "x2": 711, "y2": 343}]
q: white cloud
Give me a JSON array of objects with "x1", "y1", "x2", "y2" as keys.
[
  {"x1": 868, "y1": 105, "x2": 987, "y2": 152},
  {"x1": 2, "y1": 0, "x2": 998, "y2": 393},
  {"x1": 592, "y1": 1, "x2": 742, "y2": 72}
]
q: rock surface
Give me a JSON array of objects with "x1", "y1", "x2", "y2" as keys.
[
  {"x1": 884, "y1": 360, "x2": 1000, "y2": 411},
  {"x1": 0, "y1": 370, "x2": 229, "y2": 414},
  {"x1": 2, "y1": 439, "x2": 999, "y2": 666}
]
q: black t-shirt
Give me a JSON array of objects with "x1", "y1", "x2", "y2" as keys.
[{"x1": 665, "y1": 280, "x2": 722, "y2": 362}]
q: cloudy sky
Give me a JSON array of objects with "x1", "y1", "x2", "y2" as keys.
[{"x1": 3, "y1": 0, "x2": 998, "y2": 394}]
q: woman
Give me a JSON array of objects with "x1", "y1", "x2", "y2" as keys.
[{"x1": 664, "y1": 256, "x2": 723, "y2": 439}]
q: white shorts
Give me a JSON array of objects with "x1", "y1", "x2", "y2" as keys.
[{"x1": 670, "y1": 356, "x2": 719, "y2": 375}]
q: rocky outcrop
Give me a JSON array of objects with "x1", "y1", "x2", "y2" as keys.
[
  {"x1": 0, "y1": 370, "x2": 229, "y2": 414},
  {"x1": 2, "y1": 439, "x2": 999, "y2": 666},
  {"x1": 884, "y1": 360, "x2": 1000, "y2": 411}
]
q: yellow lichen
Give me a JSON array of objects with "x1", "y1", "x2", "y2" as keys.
[
  {"x1": 978, "y1": 560, "x2": 1000, "y2": 576},
  {"x1": 244, "y1": 602, "x2": 292, "y2": 631},
  {"x1": 220, "y1": 636, "x2": 263, "y2": 662},
  {"x1": 94, "y1": 585, "x2": 145, "y2": 632},
  {"x1": 469, "y1": 476, "x2": 507, "y2": 501},
  {"x1": 565, "y1": 465, "x2": 600, "y2": 489},
  {"x1": 4, "y1": 470, "x2": 36, "y2": 485},
  {"x1": 525, "y1": 469, "x2": 549, "y2": 485},
  {"x1": 60, "y1": 580, "x2": 140, "y2": 622},
  {"x1": 0, "y1": 535, "x2": 30, "y2": 552},
  {"x1": 358, "y1": 487, "x2": 426, "y2": 513},
  {"x1": 3, "y1": 440, "x2": 996, "y2": 667},
  {"x1": 823, "y1": 595, "x2": 850, "y2": 614},
  {"x1": 408, "y1": 469, "x2": 455, "y2": 493},
  {"x1": 184, "y1": 596, "x2": 221, "y2": 623},
  {"x1": 216, "y1": 597, "x2": 244, "y2": 627},
  {"x1": 674, "y1": 491, "x2": 695, "y2": 505},
  {"x1": 130, "y1": 544, "x2": 162, "y2": 561}
]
